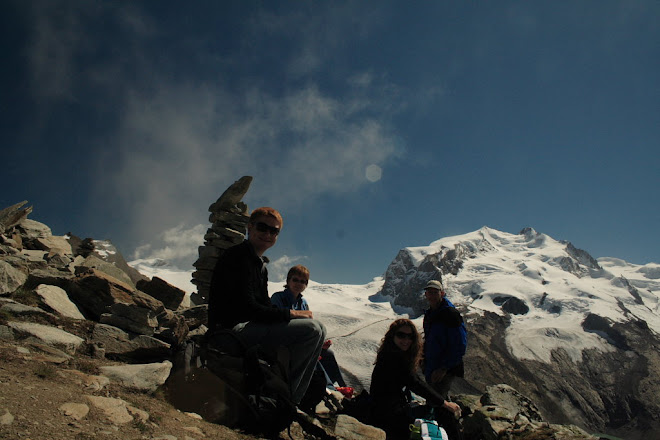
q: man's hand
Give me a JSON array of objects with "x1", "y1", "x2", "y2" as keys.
[
  {"x1": 431, "y1": 368, "x2": 447, "y2": 384},
  {"x1": 442, "y1": 401, "x2": 462, "y2": 419},
  {"x1": 290, "y1": 310, "x2": 313, "y2": 319}
]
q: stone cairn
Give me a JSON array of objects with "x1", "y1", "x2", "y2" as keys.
[{"x1": 190, "y1": 176, "x2": 253, "y2": 305}]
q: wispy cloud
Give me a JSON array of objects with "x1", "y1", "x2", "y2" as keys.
[
  {"x1": 22, "y1": 2, "x2": 404, "y2": 262},
  {"x1": 132, "y1": 223, "x2": 206, "y2": 266},
  {"x1": 99, "y1": 79, "x2": 402, "y2": 249},
  {"x1": 268, "y1": 255, "x2": 308, "y2": 284}
]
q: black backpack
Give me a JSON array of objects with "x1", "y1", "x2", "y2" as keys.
[{"x1": 165, "y1": 332, "x2": 334, "y2": 439}]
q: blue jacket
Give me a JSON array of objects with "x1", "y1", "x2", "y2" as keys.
[
  {"x1": 422, "y1": 298, "x2": 467, "y2": 381},
  {"x1": 271, "y1": 288, "x2": 309, "y2": 311}
]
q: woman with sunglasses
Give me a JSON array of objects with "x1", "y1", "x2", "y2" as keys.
[{"x1": 370, "y1": 318, "x2": 462, "y2": 439}]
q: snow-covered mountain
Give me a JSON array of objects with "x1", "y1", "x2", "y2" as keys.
[
  {"x1": 381, "y1": 226, "x2": 659, "y2": 362},
  {"x1": 132, "y1": 226, "x2": 660, "y2": 438}
]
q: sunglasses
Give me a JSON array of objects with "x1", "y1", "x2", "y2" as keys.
[
  {"x1": 291, "y1": 277, "x2": 308, "y2": 285},
  {"x1": 395, "y1": 331, "x2": 415, "y2": 341},
  {"x1": 254, "y1": 221, "x2": 280, "y2": 236}
]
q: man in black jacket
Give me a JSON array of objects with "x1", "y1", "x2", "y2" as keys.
[{"x1": 207, "y1": 207, "x2": 326, "y2": 405}]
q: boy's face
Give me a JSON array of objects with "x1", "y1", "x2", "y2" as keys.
[
  {"x1": 247, "y1": 215, "x2": 281, "y2": 255},
  {"x1": 287, "y1": 274, "x2": 308, "y2": 295}
]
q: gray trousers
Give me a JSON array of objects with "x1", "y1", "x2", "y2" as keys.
[{"x1": 233, "y1": 318, "x2": 326, "y2": 404}]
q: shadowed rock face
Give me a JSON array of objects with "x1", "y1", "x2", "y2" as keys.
[{"x1": 461, "y1": 312, "x2": 660, "y2": 439}]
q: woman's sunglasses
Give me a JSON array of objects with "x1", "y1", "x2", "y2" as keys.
[{"x1": 394, "y1": 331, "x2": 415, "y2": 341}]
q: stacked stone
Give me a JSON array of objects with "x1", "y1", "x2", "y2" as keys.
[{"x1": 190, "y1": 176, "x2": 253, "y2": 305}]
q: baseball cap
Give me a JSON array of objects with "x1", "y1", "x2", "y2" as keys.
[{"x1": 424, "y1": 280, "x2": 443, "y2": 291}]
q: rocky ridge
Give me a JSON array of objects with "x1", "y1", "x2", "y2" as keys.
[{"x1": 1, "y1": 191, "x2": 601, "y2": 440}]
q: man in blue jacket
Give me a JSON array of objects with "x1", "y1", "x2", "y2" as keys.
[{"x1": 422, "y1": 279, "x2": 467, "y2": 400}]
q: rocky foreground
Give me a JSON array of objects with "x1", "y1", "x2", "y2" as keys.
[{"x1": 1, "y1": 200, "x2": 603, "y2": 439}]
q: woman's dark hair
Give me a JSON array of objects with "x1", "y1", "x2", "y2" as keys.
[{"x1": 376, "y1": 318, "x2": 422, "y2": 373}]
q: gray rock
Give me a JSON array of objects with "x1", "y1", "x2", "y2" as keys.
[
  {"x1": 0, "y1": 200, "x2": 32, "y2": 234},
  {"x1": 0, "y1": 243, "x2": 20, "y2": 255},
  {"x1": 59, "y1": 402, "x2": 90, "y2": 420},
  {"x1": 100, "y1": 303, "x2": 158, "y2": 335},
  {"x1": 0, "y1": 325, "x2": 14, "y2": 340},
  {"x1": 136, "y1": 277, "x2": 185, "y2": 311},
  {"x1": 100, "y1": 361, "x2": 172, "y2": 392},
  {"x1": 85, "y1": 395, "x2": 134, "y2": 424},
  {"x1": 0, "y1": 260, "x2": 28, "y2": 295},
  {"x1": 73, "y1": 237, "x2": 149, "y2": 286},
  {"x1": 25, "y1": 341, "x2": 73, "y2": 363},
  {"x1": 17, "y1": 218, "x2": 52, "y2": 239},
  {"x1": 191, "y1": 269, "x2": 213, "y2": 285},
  {"x1": 18, "y1": 249, "x2": 48, "y2": 263},
  {"x1": 187, "y1": 324, "x2": 207, "y2": 338},
  {"x1": 1, "y1": 301, "x2": 57, "y2": 320},
  {"x1": 34, "y1": 284, "x2": 85, "y2": 319},
  {"x1": 208, "y1": 176, "x2": 253, "y2": 212},
  {"x1": 45, "y1": 252, "x2": 73, "y2": 270},
  {"x1": 0, "y1": 409, "x2": 14, "y2": 425},
  {"x1": 7, "y1": 321, "x2": 84, "y2": 354},
  {"x1": 178, "y1": 304, "x2": 208, "y2": 330},
  {"x1": 192, "y1": 255, "x2": 218, "y2": 271},
  {"x1": 65, "y1": 269, "x2": 137, "y2": 320},
  {"x1": 33, "y1": 236, "x2": 73, "y2": 256},
  {"x1": 77, "y1": 255, "x2": 135, "y2": 288},
  {"x1": 58, "y1": 369, "x2": 110, "y2": 391},
  {"x1": 23, "y1": 266, "x2": 75, "y2": 290},
  {"x1": 91, "y1": 323, "x2": 171, "y2": 362},
  {"x1": 154, "y1": 310, "x2": 189, "y2": 346},
  {"x1": 334, "y1": 414, "x2": 386, "y2": 440},
  {"x1": 208, "y1": 210, "x2": 250, "y2": 228}
]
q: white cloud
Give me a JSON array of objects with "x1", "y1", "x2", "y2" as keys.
[
  {"x1": 23, "y1": 3, "x2": 405, "y2": 262},
  {"x1": 97, "y1": 79, "x2": 402, "y2": 250},
  {"x1": 132, "y1": 224, "x2": 206, "y2": 267},
  {"x1": 268, "y1": 255, "x2": 307, "y2": 284}
]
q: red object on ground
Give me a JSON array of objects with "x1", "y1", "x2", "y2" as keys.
[{"x1": 335, "y1": 386, "x2": 354, "y2": 399}]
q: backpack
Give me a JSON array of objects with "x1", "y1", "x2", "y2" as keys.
[
  {"x1": 165, "y1": 331, "x2": 334, "y2": 439},
  {"x1": 410, "y1": 418, "x2": 449, "y2": 440},
  {"x1": 165, "y1": 335, "x2": 240, "y2": 424}
]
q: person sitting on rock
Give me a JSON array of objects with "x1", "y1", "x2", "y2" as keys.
[
  {"x1": 370, "y1": 318, "x2": 462, "y2": 440},
  {"x1": 206, "y1": 207, "x2": 326, "y2": 406},
  {"x1": 271, "y1": 264, "x2": 348, "y2": 390}
]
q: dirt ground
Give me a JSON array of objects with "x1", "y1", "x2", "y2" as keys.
[{"x1": 0, "y1": 337, "x2": 310, "y2": 440}]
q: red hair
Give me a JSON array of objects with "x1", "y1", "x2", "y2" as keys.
[
  {"x1": 286, "y1": 265, "x2": 310, "y2": 286},
  {"x1": 250, "y1": 207, "x2": 283, "y2": 228}
]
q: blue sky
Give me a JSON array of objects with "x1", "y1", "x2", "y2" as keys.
[{"x1": 2, "y1": 1, "x2": 658, "y2": 284}]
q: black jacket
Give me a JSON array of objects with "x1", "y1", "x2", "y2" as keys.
[
  {"x1": 370, "y1": 348, "x2": 445, "y2": 425},
  {"x1": 207, "y1": 240, "x2": 290, "y2": 330}
]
